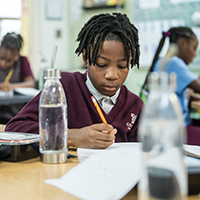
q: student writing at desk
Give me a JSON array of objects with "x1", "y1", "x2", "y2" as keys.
[
  {"x1": 0, "y1": 32, "x2": 34, "y2": 124},
  {"x1": 140, "y1": 27, "x2": 200, "y2": 145},
  {"x1": 5, "y1": 13, "x2": 144, "y2": 149}
]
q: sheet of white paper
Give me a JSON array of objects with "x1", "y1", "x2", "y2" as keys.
[
  {"x1": 45, "y1": 147, "x2": 142, "y2": 200},
  {"x1": 183, "y1": 144, "x2": 200, "y2": 159},
  {"x1": 14, "y1": 87, "x2": 40, "y2": 96},
  {"x1": 77, "y1": 142, "x2": 141, "y2": 162}
]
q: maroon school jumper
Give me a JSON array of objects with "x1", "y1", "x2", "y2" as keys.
[{"x1": 5, "y1": 71, "x2": 144, "y2": 142}]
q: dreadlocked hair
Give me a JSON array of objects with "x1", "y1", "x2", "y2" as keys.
[
  {"x1": 75, "y1": 13, "x2": 140, "y2": 69},
  {"x1": 140, "y1": 26, "x2": 197, "y2": 97},
  {"x1": 0, "y1": 32, "x2": 23, "y2": 53}
]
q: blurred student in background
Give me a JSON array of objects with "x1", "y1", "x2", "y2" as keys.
[
  {"x1": 140, "y1": 26, "x2": 200, "y2": 145},
  {"x1": 0, "y1": 32, "x2": 34, "y2": 124}
]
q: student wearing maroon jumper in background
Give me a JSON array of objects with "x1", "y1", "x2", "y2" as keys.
[
  {"x1": 0, "y1": 32, "x2": 34, "y2": 124},
  {"x1": 5, "y1": 13, "x2": 144, "y2": 149}
]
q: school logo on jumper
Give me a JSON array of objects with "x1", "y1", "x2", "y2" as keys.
[{"x1": 126, "y1": 113, "x2": 137, "y2": 130}]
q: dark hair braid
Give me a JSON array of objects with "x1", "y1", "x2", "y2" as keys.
[
  {"x1": 140, "y1": 26, "x2": 197, "y2": 96},
  {"x1": 75, "y1": 13, "x2": 140, "y2": 69},
  {"x1": 0, "y1": 32, "x2": 23, "y2": 53}
]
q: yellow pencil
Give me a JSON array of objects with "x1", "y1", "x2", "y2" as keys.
[
  {"x1": 4, "y1": 69, "x2": 14, "y2": 83},
  {"x1": 91, "y1": 96, "x2": 112, "y2": 134}
]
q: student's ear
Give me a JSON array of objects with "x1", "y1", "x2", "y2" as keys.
[
  {"x1": 15, "y1": 56, "x2": 19, "y2": 61},
  {"x1": 177, "y1": 38, "x2": 187, "y2": 50},
  {"x1": 82, "y1": 50, "x2": 89, "y2": 68},
  {"x1": 14, "y1": 52, "x2": 20, "y2": 61}
]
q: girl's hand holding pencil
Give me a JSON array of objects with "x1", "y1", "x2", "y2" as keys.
[
  {"x1": 4, "y1": 69, "x2": 14, "y2": 83},
  {"x1": 0, "y1": 69, "x2": 14, "y2": 91}
]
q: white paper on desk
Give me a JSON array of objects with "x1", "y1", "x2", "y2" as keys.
[
  {"x1": 77, "y1": 142, "x2": 141, "y2": 162},
  {"x1": 45, "y1": 147, "x2": 142, "y2": 200},
  {"x1": 183, "y1": 144, "x2": 200, "y2": 159},
  {"x1": 14, "y1": 87, "x2": 40, "y2": 96}
]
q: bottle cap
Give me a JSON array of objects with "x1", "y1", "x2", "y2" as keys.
[
  {"x1": 44, "y1": 69, "x2": 61, "y2": 78},
  {"x1": 148, "y1": 72, "x2": 159, "y2": 85},
  {"x1": 160, "y1": 71, "x2": 168, "y2": 88},
  {"x1": 148, "y1": 72, "x2": 159, "y2": 91},
  {"x1": 148, "y1": 72, "x2": 170, "y2": 91}
]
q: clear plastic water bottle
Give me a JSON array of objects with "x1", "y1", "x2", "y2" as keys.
[
  {"x1": 138, "y1": 72, "x2": 187, "y2": 200},
  {"x1": 39, "y1": 68, "x2": 68, "y2": 164}
]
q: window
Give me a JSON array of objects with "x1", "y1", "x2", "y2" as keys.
[{"x1": 0, "y1": 0, "x2": 22, "y2": 40}]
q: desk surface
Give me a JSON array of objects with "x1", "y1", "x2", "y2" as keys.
[
  {"x1": 0, "y1": 94, "x2": 34, "y2": 105},
  {"x1": 0, "y1": 153, "x2": 199, "y2": 200}
]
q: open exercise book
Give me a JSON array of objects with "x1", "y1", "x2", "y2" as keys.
[
  {"x1": 45, "y1": 143, "x2": 200, "y2": 200},
  {"x1": 14, "y1": 87, "x2": 40, "y2": 96}
]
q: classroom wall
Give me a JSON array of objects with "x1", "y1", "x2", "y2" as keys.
[
  {"x1": 20, "y1": 0, "x2": 31, "y2": 58},
  {"x1": 28, "y1": 0, "x2": 68, "y2": 80}
]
